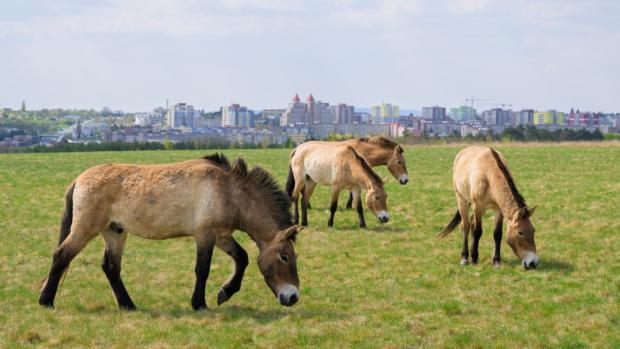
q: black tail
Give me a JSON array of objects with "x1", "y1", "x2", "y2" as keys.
[
  {"x1": 285, "y1": 149, "x2": 296, "y2": 198},
  {"x1": 58, "y1": 182, "x2": 75, "y2": 246},
  {"x1": 437, "y1": 210, "x2": 461, "y2": 238}
]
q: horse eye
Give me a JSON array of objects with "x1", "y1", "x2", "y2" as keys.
[
  {"x1": 279, "y1": 254, "x2": 289, "y2": 262},
  {"x1": 518, "y1": 231, "x2": 524, "y2": 236},
  {"x1": 397, "y1": 161, "x2": 402, "y2": 164},
  {"x1": 375, "y1": 196, "x2": 379, "y2": 200}
]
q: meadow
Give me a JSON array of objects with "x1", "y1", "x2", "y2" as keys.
[{"x1": 0, "y1": 143, "x2": 619, "y2": 348}]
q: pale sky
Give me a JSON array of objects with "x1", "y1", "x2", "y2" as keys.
[{"x1": 1, "y1": 0, "x2": 619, "y2": 112}]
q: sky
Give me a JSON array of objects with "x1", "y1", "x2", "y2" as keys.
[{"x1": 0, "y1": 0, "x2": 619, "y2": 112}]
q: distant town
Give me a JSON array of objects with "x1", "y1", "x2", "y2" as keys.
[{"x1": 2, "y1": 94, "x2": 619, "y2": 151}]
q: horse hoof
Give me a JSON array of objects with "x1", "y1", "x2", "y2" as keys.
[
  {"x1": 471, "y1": 260, "x2": 479, "y2": 265},
  {"x1": 120, "y1": 303, "x2": 137, "y2": 311},
  {"x1": 493, "y1": 260, "x2": 501, "y2": 268},
  {"x1": 460, "y1": 259, "x2": 469, "y2": 265},
  {"x1": 217, "y1": 289, "x2": 230, "y2": 306}
]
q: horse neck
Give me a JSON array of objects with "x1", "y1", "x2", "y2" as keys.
[
  {"x1": 354, "y1": 142, "x2": 392, "y2": 166},
  {"x1": 488, "y1": 173, "x2": 521, "y2": 219},
  {"x1": 235, "y1": 187, "x2": 281, "y2": 248},
  {"x1": 350, "y1": 162, "x2": 376, "y2": 191}
]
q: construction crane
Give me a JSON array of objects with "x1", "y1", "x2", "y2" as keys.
[{"x1": 465, "y1": 97, "x2": 495, "y2": 109}]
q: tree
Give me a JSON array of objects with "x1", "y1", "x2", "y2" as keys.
[
  {"x1": 21, "y1": 101, "x2": 26, "y2": 112},
  {"x1": 163, "y1": 137, "x2": 173, "y2": 150}
]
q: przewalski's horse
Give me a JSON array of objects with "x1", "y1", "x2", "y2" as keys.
[
  {"x1": 306, "y1": 137, "x2": 408, "y2": 209},
  {"x1": 286, "y1": 144, "x2": 389, "y2": 228},
  {"x1": 39, "y1": 154, "x2": 302, "y2": 310},
  {"x1": 438, "y1": 146, "x2": 539, "y2": 269}
]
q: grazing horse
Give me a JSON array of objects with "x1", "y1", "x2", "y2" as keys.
[
  {"x1": 39, "y1": 154, "x2": 302, "y2": 310},
  {"x1": 305, "y1": 137, "x2": 408, "y2": 209},
  {"x1": 438, "y1": 146, "x2": 539, "y2": 269},
  {"x1": 286, "y1": 144, "x2": 389, "y2": 228}
]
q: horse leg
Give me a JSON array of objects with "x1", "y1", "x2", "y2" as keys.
[
  {"x1": 301, "y1": 180, "x2": 316, "y2": 227},
  {"x1": 191, "y1": 234, "x2": 215, "y2": 310},
  {"x1": 327, "y1": 188, "x2": 341, "y2": 228},
  {"x1": 292, "y1": 178, "x2": 306, "y2": 225},
  {"x1": 470, "y1": 205, "x2": 484, "y2": 265},
  {"x1": 216, "y1": 235, "x2": 249, "y2": 306},
  {"x1": 305, "y1": 179, "x2": 317, "y2": 210},
  {"x1": 457, "y1": 198, "x2": 470, "y2": 265},
  {"x1": 353, "y1": 189, "x2": 366, "y2": 228},
  {"x1": 39, "y1": 221, "x2": 99, "y2": 307},
  {"x1": 492, "y1": 211, "x2": 504, "y2": 267},
  {"x1": 346, "y1": 191, "x2": 354, "y2": 209},
  {"x1": 101, "y1": 229, "x2": 135, "y2": 310}
]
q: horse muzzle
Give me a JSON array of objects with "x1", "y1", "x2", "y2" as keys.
[
  {"x1": 399, "y1": 174, "x2": 409, "y2": 185},
  {"x1": 522, "y1": 252, "x2": 539, "y2": 270},
  {"x1": 277, "y1": 285, "x2": 299, "y2": 307},
  {"x1": 377, "y1": 211, "x2": 389, "y2": 223}
]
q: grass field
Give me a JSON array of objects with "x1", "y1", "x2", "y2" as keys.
[{"x1": 1, "y1": 143, "x2": 619, "y2": 348}]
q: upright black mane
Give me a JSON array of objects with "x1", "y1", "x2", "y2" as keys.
[
  {"x1": 202, "y1": 153, "x2": 292, "y2": 229},
  {"x1": 202, "y1": 153, "x2": 231, "y2": 170},
  {"x1": 489, "y1": 148, "x2": 527, "y2": 209},
  {"x1": 349, "y1": 147, "x2": 383, "y2": 185}
]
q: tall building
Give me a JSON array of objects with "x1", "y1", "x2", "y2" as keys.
[
  {"x1": 515, "y1": 109, "x2": 534, "y2": 125},
  {"x1": 533, "y1": 110, "x2": 566, "y2": 126},
  {"x1": 449, "y1": 106, "x2": 477, "y2": 122},
  {"x1": 281, "y1": 93, "x2": 335, "y2": 126},
  {"x1": 167, "y1": 103, "x2": 196, "y2": 128},
  {"x1": 329, "y1": 104, "x2": 355, "y2": 124},
  {"x1": 222, "y1": 104, "x2": 255, "y2": 128},
  {"x1": 482, "y1": 108, "x2": 512, "y2": 126},
  {"x1": 371, "y1": 103, "x2": 400, "y2": 124},
  {"x1": 422, "y1": 106, "x2": 447, "y2": 121}
]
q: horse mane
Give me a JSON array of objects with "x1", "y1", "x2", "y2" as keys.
[
  {"x1": 359, "y1": 136, "x2": 398, "y2": 149},
  {"x1": 489, "y1": 148, "x2": 527, "y2": 209},
  {"x1": 201, "y1": 153, "x2": 292, "y2": 229},
  {"x1": 348, "y1": 147, "x2": 383, "y2": 186},
  {"x1": 202, "y1": 153, "x2": 231, "y2": 170}
]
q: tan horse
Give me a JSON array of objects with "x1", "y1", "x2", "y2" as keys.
[
  {"x1": 305, "y1": 137, "x2": 408, "y2": 209},
  {"x1": 39, "y1": 154, "x2": 302, "y2": 310},
  {"x1": 439, "y1": 146, "x2": 539, "y2": 269},
  {"x1": 286, "y1": 144, "x2": 389, "y2": 228}
]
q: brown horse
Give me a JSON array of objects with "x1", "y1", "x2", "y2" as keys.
[
  {"x1": 39, "y1": 154, "x2": 302, "y2": 310},
  {"x1": 305, "y1": 137, "x2": 408, "y2": 209},
  {"x1": 286, "y1": 144, "x2": 389, "y2": 228},
  {"x1": 438, "y1": 146, "x2": 539, "y2": 269}
]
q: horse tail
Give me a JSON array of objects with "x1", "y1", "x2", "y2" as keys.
[
  {"x1": 37, "y1": 182, "x2": 76, "y2": 290},
  {"x1": 59, "y1": 182, "x2": 76, "y2": 246},
  {"x1": 437, "y1": 210, "x2": 461, "y2": 238},
  {"x1": 285, "y1": 149, "x2": 296, "y2": 198}
]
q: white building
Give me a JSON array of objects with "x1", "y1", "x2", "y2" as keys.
[
  {"x1": 167, "y1": 103, "x2": 197, "y2": 128},
  {"x1": 281, "y1": 94, "x2": 335, "y2": 126},
  {"x1": 134, "y1": 112, "x2": 164, "y2": 127},
  {"x1": 222, "y1": 104, "x2": 255, "y2": 128},
  {"x1": 371, "y1": 103, "x2": 400, "y2": 124}
]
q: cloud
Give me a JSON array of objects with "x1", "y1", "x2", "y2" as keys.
[
  {"x1": 332, "y1": 0, "x2": 421, "y2": 26},
  {"x1": 452, "y1": 0, "x2": 488, "y2": 13}
]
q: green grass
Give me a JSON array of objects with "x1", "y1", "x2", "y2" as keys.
[{"x1": 1, "y1": 144, "x2": 619, "y2": 348}]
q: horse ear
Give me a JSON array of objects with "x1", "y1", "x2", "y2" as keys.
[
  {"x1": 527, "y1": 206, "x2": 537, "y2": 217},
  {"x1": 515, "y1": 207, "x2": 528, "y2": 219},
  {"x1": 279, "y1": 226, "x2": 300, "y2": 242},
  {"x1": 395, "y1": 145, "x2": 404, "y2": 154},
  {"x1": 383, "y1": 176, "x2": 389, "y2": 184}
]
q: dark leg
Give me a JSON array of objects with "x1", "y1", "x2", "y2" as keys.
[
  {"x1": 492, "y1": 212, "x2": 503, "y2": 267},
  {"x1": 355, "y1": 192, "x2": 366, "y2": 228},
  {"x1": 39, "y1": 246, "x2": 77, "y2": 307},
  {"x1": 457, "y1": 199, "x2": 470, "y2": 265},
  {"x1": 470, "y1": 209, "x2": 483, "y2": 265},
  {"x1": 191, "y1": 235, "x2": 215, "y2": 310},
  {"x1": 101, "y1": 231, "x2": 135, "y2": 310},
  {"x1": 346, "y1": 191, "x2": 354, "y2": 209},
  {"x1": 301, "y1": 186, "x2": 310, "y2": 227},
  {"x1": 39, "y1": 234, "x2": 92, "y2": 308},
  {"x1": 327, "y1": 189, "x2": 340, "y2": 228},
  {"x1": 216, "y1": 236, "x2": 249, "y2": 305},
  {"x1": 293, "y1": 193, "x2": 300, "y2": 225}
]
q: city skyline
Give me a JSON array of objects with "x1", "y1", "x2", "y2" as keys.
[{"x1": 1, "y1": 1, "x2": 619, "y2": 112}]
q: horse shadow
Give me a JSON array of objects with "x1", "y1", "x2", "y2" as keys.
[
  {"x1": 137, "y1": 304, "x2": 344, "y2": 323},
  {"x1": 503, "y1": 257, "x2": 574, "y2": 273}
]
